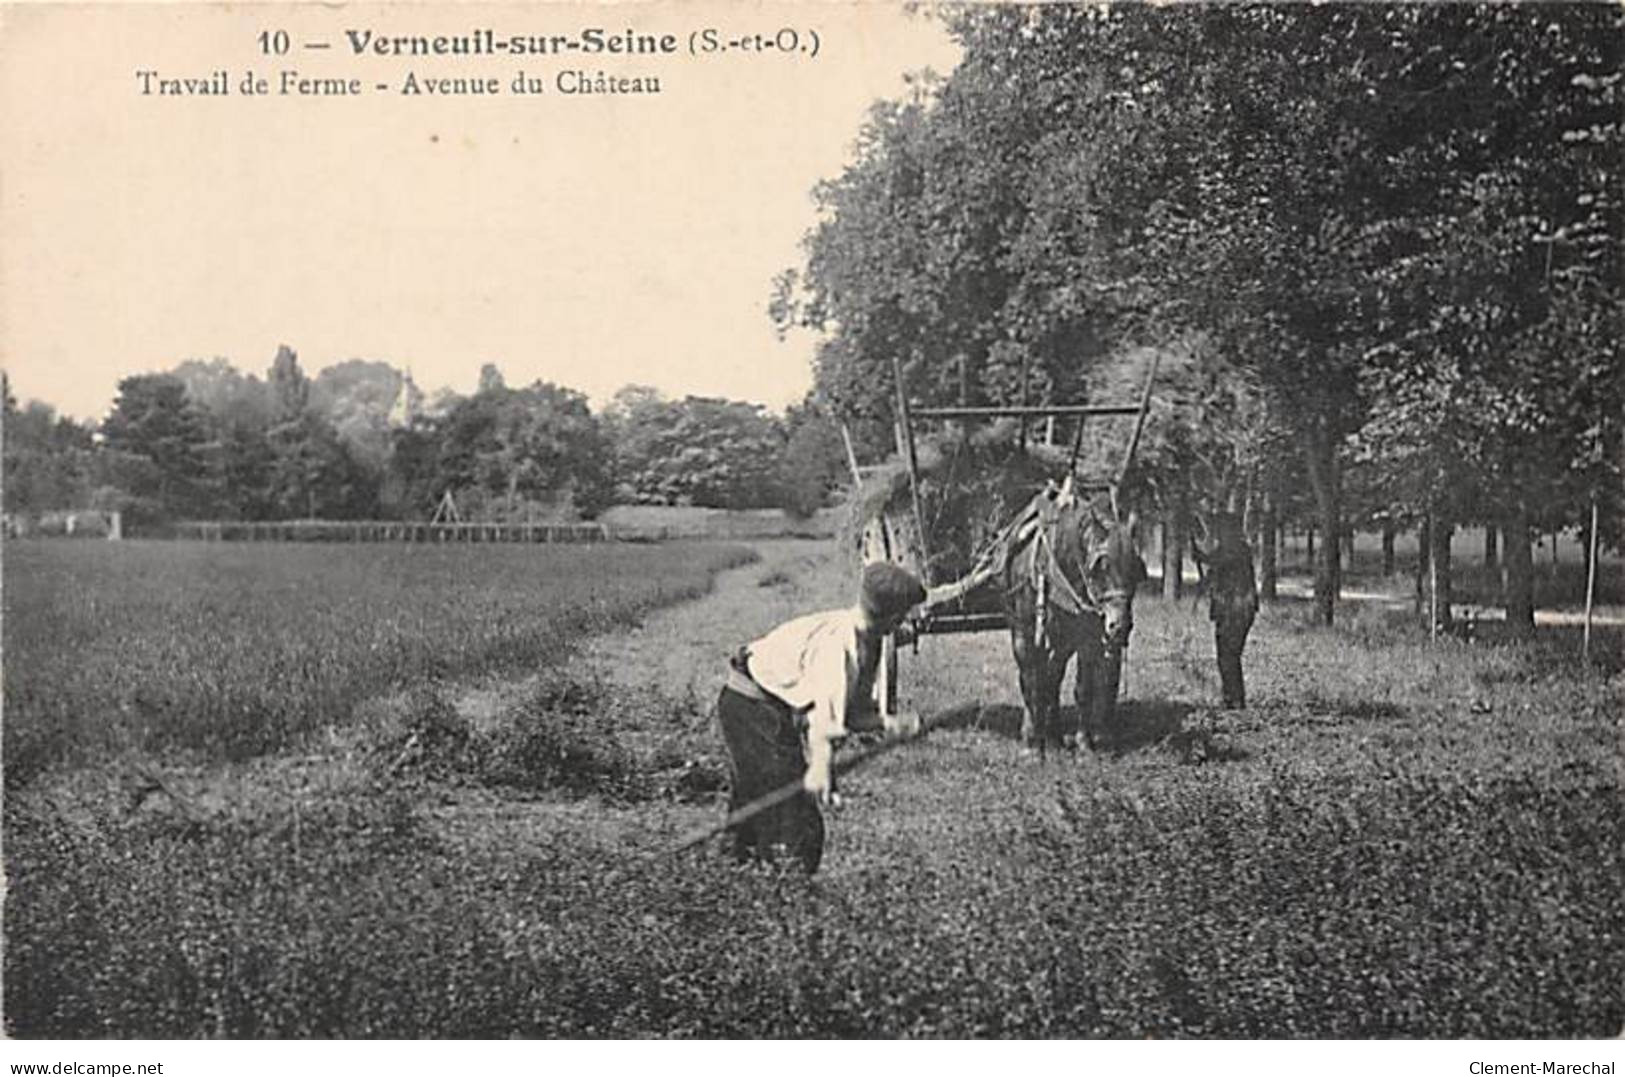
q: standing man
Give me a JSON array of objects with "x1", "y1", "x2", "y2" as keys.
[
  {"x1": 1194, "y1": 512, "x2": 1259, "y2": 709},
  {"x1": 715, "y1": 562, "x2": 926, "y2": 873}
]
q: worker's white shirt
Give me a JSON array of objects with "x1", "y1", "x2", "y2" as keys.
[{"x1": 745, "y1": 606, "x2": 879, "y2": 750}]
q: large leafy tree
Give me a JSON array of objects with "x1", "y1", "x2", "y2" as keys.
[{"x1": 778, "y1": 3, "x2": 1621, "y2": 627}]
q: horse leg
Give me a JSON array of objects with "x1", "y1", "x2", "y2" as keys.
[
  {"x1": 1009, "y1": 619, "x2": 1043, "y2": 749},
  {"x1": 1039, "y1": 642, "x2": 1066, "y2": 754},
  {"x1": 1074, "y1": 637, "x2": 1099, "y2": 750},
  {"x1": 1097, "y1": 644, "x2": 1122, "y2": 733},
  {"x1": 1076, "y1": 616, "x2": 1122, "y2": 748}
]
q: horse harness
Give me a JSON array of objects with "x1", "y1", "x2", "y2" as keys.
[{"x1": 1004, "y1": 488, "x2": 1126, "y2": 652}]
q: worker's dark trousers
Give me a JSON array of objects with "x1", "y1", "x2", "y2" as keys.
[
  {"x1": 1213, "y1": 610, "x2": 1255, "y2": 709},
  {"x1": 716, "y1": 685, "x2": 824, "y2": 874}
]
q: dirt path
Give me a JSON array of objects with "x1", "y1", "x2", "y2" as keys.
[
  {"x1": 454, "y1": 539, "x2": 845, "y2": 728},
  {"x1": 577, "y1": 539, "x2": 849, "y2": 698},
  {"x1": 1270, "y1": 573, "x2": 1625, "y2": 626}
]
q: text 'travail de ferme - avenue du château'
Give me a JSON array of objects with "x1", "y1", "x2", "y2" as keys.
[{"x1": 135, "y1": 26, "x2": 827, "y2": 97}]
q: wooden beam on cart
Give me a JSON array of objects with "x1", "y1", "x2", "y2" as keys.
[
  {"x1": 839, "y1": 422, "x2": 864, "y2": 488},
  {"x1": 890, "y1": 353, "x2": 930, "y2": 579},
  {"x1": 1116, "y1": 351, "x2": 1162, "y2": 494},
  {"x1": 1067, "y1": 403, "x2": 1089, "y2": 476},
  {"x1": 911, "y1": 403, "x2": 1144, "y2": 420},
  {"x1": 917, "y1": 612, "x2": 1009, "y2": 636}
]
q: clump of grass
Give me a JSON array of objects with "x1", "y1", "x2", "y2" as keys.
[{"x1": 477, "y1": 678, "x2": 645, "y2": 800}]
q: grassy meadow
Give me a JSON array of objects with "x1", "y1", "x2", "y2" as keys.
[
  {"x1": 1, "y1": 540, "x2": 756, "y2": 781},
  {"x1": 3, "y1": 537, "x2": 1621, "y2": 1038}
]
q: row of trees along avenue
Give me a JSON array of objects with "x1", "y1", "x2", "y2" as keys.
[{"x1": 772, "y1": 4, "x2": 1621, "y2": 634}]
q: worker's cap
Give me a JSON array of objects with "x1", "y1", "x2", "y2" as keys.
[{"x1": 859, "y1": 563, "x2": 927, "y2": 622}]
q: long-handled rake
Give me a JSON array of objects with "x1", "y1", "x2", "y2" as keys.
[{"x1": 665, "y1": 713, "x2": 943, "y2": 858}]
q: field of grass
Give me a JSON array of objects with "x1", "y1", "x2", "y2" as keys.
[
  {"x1": 2, "y1": 540, "x2": 755, "y2": 782},
  {"x1": 4, "y1": 539, "x2": 1622, "y2": 1038}
]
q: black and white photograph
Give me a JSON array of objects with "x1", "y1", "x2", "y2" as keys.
[{"x1": 2, "y1": 0, "x2": 1622, "y2": 1057}]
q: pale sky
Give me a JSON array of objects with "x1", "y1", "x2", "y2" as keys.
[{"x1": 0, "y1": 2, "x2": 961, "y2": 420}]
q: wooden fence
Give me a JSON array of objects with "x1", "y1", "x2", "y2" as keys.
[
  {"x1": 169, "y1": 514, "x2": 841, "y2": 545},
  {"x1": 174, "y1": 520, "x2": 612, "y2": 544}
]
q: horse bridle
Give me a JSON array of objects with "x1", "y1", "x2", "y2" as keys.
[{"x1": 1031, "y1": 513, "x2": 1131, "y2": 617}]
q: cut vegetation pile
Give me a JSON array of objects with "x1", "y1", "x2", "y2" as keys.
[{"x1": 845, "y1": 424, "x2": 1104, "y2": 587}]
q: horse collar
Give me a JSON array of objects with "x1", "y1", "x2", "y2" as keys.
[{"x1": 1035, "y1": 527, "x2": 1094, "y2": 617}]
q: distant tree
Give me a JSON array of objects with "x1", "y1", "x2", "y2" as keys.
[
  {"x1": 100, "y1": 374, "x2": 214, "y2": 522},
  {"x1": 310, "y1": 359, "x2": 411, "y2": 473},
  {"x1": 382, "y1": 424, "x2": 443, "y2": 519},
  {"x1": 208, "y1": 419, "x2": 276, "y2": 521},
  {"x1": 254, "y1": 347, "x2": 380, "y2": 518},
  {"x1": 2, "y1": 395, "x2": 98, "y2": 515},
  {"x1": 172, "y1": 358, "x2": 272, "y2": 430},
  {"x1": 423, "y1": 387, "x2": 463, "y2": 421},
  {"x1": 268, "y1": 344, "x2": 310, "y2": 420},
  {"x1": 167, "y1": 358, "x2": 276, "y2": 519},
  {"x1": 606, "y1": 388, "x2": 786, "y2": 509},
  {"x1": 264, "y1": 411, "x2": 377, "y2": 519},
  {"x1": 602, "y1": 384, "x2": 670, "y2": 503},
  {"x1": 477, "y1": 363, "x2": 507, "y2": 395},
  {"x1": 775, "y1": 398, "x2": 848, "y2": 518},
  {"x1": 434, "y1": 380, "x2": 613, "y2": 519}
]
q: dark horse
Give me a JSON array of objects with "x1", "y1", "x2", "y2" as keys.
[{"x1": 1001, "y1": 479, "x2": 1146, "y2": 752}]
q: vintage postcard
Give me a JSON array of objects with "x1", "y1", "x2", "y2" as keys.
[{"x1": 3, "y1": 1, "x2": 1619, "y2": 1064}]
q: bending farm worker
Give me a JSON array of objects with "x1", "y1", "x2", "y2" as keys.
[
  {"x1": 1193, "y1": 512, "x2": 1259, "y2": 709},
  {"x1": 714, "y1": 562, "x2": 926, "y2": 873}
]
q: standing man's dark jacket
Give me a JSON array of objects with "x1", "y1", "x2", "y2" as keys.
[{"x1": 1196, "y1": 514, "x2": 1259, "y2": 709}]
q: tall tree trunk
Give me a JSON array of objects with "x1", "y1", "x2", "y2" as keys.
[
  {"x1": 1299, "y1": 426, "x2": 1341, "y2": 626},
  {"x1": 1381, "y1": 522, "x2": 1396, "y2": 577},
  {"x1": 1503, "y1": 502, "x2": 1535, "y2": 640},
  {"x1": 1414, "y1": 519, "x2": 1430, "y2": 617},
  {"x1": 1305, "y1": 526, "x2": 1315, "y2": 569},
  {"x1": 1421, "y1": 510, "x2": 1455, "y2": 633},
  {"x1": 1258, "y1": 495, "x2": 1278, "y2": 602},
  {"x1": 1162, "y1": 509, "x2": 1186, "y2": 601},
  {"x1": 1160, "y1": 520, "x2": 1172, "y2": 597}
]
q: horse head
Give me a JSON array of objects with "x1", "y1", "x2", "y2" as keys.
[{"x1": 1055, "y1": 482, "x2": 1145, "y2": 649}]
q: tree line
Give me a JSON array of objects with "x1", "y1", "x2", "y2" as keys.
[
  {"x1": 2, "y1": 347, "x2": 849, "y2": 528},
  {"x1": 772, "y1": 3, "x2": 1621, "y2": 635}
]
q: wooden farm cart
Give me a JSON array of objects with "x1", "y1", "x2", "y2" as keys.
[{"x1": 861, "y1": 354, "x2": 1160, "y2": 727}]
